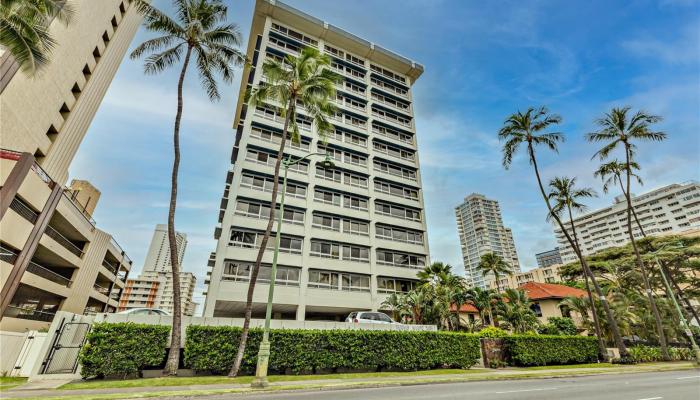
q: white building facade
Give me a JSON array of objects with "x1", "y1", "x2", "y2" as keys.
[
  {"x1": 455, "y1": 193, "x2": 520, "y2": 289},
  {"x1": 555, "y1": 182, "x2": 700, "y2": 264},
  {"x1": 142, "y1": 224, "x2": 187, "y2": 273},
  {"x1": 203, "y1": 0, "x2": 429, "y2": 321}
]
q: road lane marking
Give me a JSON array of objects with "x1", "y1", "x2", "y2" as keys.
[
  {"x1": 675, "y1": 376, "x2": 700, "y2": 380},
  {"x1": 636, "y1": 397, "x2": 662, "y2": 400},
  {"x1": 495, "y1": 387, "x2": 559, "y2": 394}
]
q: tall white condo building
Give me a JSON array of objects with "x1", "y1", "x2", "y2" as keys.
[
  {"x1": 455, "y1": 193, "x2": 520, "y2": 289},
  {"x1": 143, "y1": 224, "x2": 187, "y2": 273},
  {"x1": 554, "y1": 182, "x2": 700, "y2": 263},
  {"x1": 204, "y1": 0, "x2": 429, "y2": 321}
]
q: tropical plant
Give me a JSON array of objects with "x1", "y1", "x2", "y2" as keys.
[
  {"x1": 0, "y1": 0, "x2": 74, "y2": 75},
  {"x1": 417, "y1": 261, "x2": 454, "y2": 285},
  {"x1": 229, "y1": 47, "x2": 342, "y2": 377},
  {"x1": 466, "y1": 286, "x2": 497, "y2": 327},
  {"x1": 547, "y1": 176, "x2": 607, "y2": 360},
  {"x1": 499, "y1": 106, "x2": 629, "y2": 359},
  {"x1": 130, "y1": 0, "x2": 245, "y2": 375},
  {"x1": 476, "y1": 252, "x2": 512, "y2": 292},
  {"x1": 594, "y1": 160, "x2": 645, "y2": 235},
  {"x1": 495, "y1": 289, "x2": 539, "y2": 334},
  {"x1": 587, "y1": 106, "x2": 669, "y2": 360}
]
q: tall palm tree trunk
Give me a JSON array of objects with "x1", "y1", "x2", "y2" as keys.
[
  {"x1": 528, "y1": 142, "x2": 629, "y2": 358},
  {"x1": 618, "y1": 179, "x2": 646, "y2": 237},
  {"x1": 623, "y1": 146, "x2": 669, "y2": 360},
  {"x1": 568, "y1": 207, "x2": 608, "y2": 361},
  {"x1": 164, "y1": 45, "x2": 193, "y2": 376},
  {"x1": 229, "y1": 98, "x2": 295, "y2": 377},
  {"x1": 659, "y1": 261, "x2": 700, "y2": 324}
]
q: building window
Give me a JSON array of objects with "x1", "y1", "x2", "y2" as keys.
[
  {"x1": 223, "y1": 261, "x2": 300, "y2": 286},
  {"x1": 310, "y1": 240, "x2": 369, "y2": 262},
  {"x1": 376, "y1": 250, "x2": 425, "y2": 269},
  {"x1": 308, "y1": 269, "x2": 370, "y2": 292}
]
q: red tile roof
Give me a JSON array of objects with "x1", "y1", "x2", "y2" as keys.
[
  {"x1": 450, "y1": 303, "x2": 479, "y2": 313},
  {"x1": 519, "y1": 282, "x2": 587, "y2": 300}
]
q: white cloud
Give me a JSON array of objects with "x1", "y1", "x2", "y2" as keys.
[{"x1": 621, "y1": 21, "x2": 700, "y2": 65}]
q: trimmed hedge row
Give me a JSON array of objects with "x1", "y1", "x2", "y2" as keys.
[
  {"x1": 629, "y1": 345, "x2": 694, "y2": 362},
  {"x1": 184, "y1": 326, "x2": 481, "y2": 374},
  {"x1": 503, "y1": 335, "x2": 598, "y2": 366},
  {"x1": 79, "y1": 323, "x2": 170, "y2": 378}
]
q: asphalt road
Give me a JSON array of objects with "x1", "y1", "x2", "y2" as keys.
[{"x1": 166, "y1": 370, "x2": 700, "y2": 400}]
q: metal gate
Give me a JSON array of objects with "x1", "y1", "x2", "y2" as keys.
[{"x1": 40, "y1": 318, "x2": 90, "y2": 374}]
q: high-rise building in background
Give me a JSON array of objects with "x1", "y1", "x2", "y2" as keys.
[
  {"x1": 119, "y1": 224, "x2": 195, "y2": 315},
  {"x1": 142, "y1": 224, "x2": 187, "y2": 273},
  {"x1": 535, "y1": 248, "x2": 562, "y2": 268},
  {"x1": 0, "y1": 0, "x2": 140, "y2": 332},
  {"x1": 455, "y1": 193, "x2": 520, "y2": 289},
  {"x1": 554, "y1": 182, "x2": 700, "y2": 264},
  {"x1": 204, "y1": 0, "x2": 429, "y2": 321},
  {"x1": 491, "y1": 264, "x2": 564, "y2": 291},
  {"x1": 118, "y1": 271, "x2": 197, "y2": 316}
]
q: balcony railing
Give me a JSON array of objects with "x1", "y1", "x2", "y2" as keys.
[
  {"x1": 45, "y1": 225, "x2": 84, "y2": 257},
  {"x1": 0, "y1": 148, "x2": 51, "y2": 184},
  {"x1": 102, "y1": 259, "x2": 118, "y2": 275},
  {"x1": 0, "y1": 245, "x2": 18, "y2": 264},
  {"x1": 62, "y1": 192, "x2": 96, "y2": 228},
  {"x1": 26, "y1": 261, "x2": 72, "y2": 287},
  {"x1": 94, "y1": 283, "x2": 111, "y2": 296},
  {"x1": 9, "y1": 197, "x2": 38, "y2": 223},
  {"x1": 3, "y1": 305, "x2": 56, "y2": 322}
]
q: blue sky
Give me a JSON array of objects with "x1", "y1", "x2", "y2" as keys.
[{"x1": 70, "y1": 0, "x2": 700, "y2": 308}]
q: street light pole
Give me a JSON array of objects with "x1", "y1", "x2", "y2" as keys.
[
  {"x1": 252, "y1": 152, "x2": 332, "y2": 388},
  {"x1": 652, "y1": 245, "x2": 700, "y2": 366}
]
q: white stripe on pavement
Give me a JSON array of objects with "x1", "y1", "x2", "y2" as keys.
[
  {"x1": 675, "y1": 376, "x2": 700, "y2": 380},
  {"x1": 636, "y1": 397, "x2": 662, "y2": 400},
  {"x1": 495, "y1": 387, "x2": 559, "y2": 394}
]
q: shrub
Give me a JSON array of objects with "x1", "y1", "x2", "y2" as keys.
[
  {"x1": 538, "y1": 317, "x2": 577, "y2": 336},
  {"x1": 184, "y1": 326, "x2": 481, "y2": 374},
  {"x1": 79, "y1": 323, "x2": 170, "y2": 378},
  {"x1": 503, "y1": 335, "x2": 598, "y2": 366},
  {"x1": 629, "y1": 345, "x2": 694, "y2": 363},
  {"x1": 477, "y1": 326, "x2": 508, "y2": 338}
]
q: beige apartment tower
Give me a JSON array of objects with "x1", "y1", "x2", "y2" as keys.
[
  {"x1": 455, "y1": 193, "x2": 520, "y2": 289},
  {"x1": 0, "y1": 0, "x2": 140, "y2": 331},
  {"x1": 204, "y1": 0, "x2": 429, "y2": 320}
]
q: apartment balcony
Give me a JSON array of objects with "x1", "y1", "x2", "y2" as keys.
[{"x1": 3, "y1": 305, "x2": 56, "y2": 322}]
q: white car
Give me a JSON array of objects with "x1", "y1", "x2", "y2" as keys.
[
  {"x1": 346, "y1": 311, "x2": 397, "y2": 324},
  {"x1": 116, "y1": 308, "x2": 170, "y2": 316}
]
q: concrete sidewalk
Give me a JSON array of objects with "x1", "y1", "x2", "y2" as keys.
[{"x1": 3, "y1": 362, "x2": 697, "y2": 400}]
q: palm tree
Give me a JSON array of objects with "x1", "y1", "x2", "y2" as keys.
[
  {"x1": 594, "y1": 160, "x2": 645, "y2": 236},
  {"x1": 130, "y1": 0, "x2": 245, "y2": 375},
  {"x1": 381, "y1": 293, "x2": 407, "y2": 323},
  {"x1": 587, "y1": 106, "x2": 669, "y2": 360},
  {"x1": 560, "y1": 295, "x2": 593, "y2": 332},
  {"x1": 466, "y1": 287, "x2": 496, "y2": 327},
  {"x1": 0, "y1": 0, "x2": 74, "y2": 75},
  {"x1": 499, "y1": 106, "x2": 630, "y2": 359},
  {"x1": 547, "y1": 176, "x2": 607, "y2": 361},
  {"x1": 495, "y1": 288, "x2": 539, "y2": 334},
  {"x1": 417, "y1": 261, "x2": 453, "y2": 286},
  {"x1": 477, "y1": 252, "x2": 512, "y2": 292},
  {"x1": 229, "y1": 47, "x2": 341, "y2": 377}
]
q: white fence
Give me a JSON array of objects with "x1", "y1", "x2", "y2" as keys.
[{"x1": 0, "y1": 330, "x2": 47, "y2": 377}]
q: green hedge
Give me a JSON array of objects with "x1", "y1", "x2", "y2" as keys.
[
  {"x1": 184, "y1": 326, "x2": 481, "y2": 374},
  {"x1": 629, "y1": 345, "x2": 693, "y2": 363},
  {"x1": 503, "y1": 335, "x2": 598, "y2": 366},
  {"x1": 79, "y1": 322, "x2": 170, "y2": 378}
]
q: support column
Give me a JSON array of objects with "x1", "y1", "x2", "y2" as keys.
[
  {"x1": 0, "y1": 152, "x2": 34, "y2": 220},
  {"x1": 0, "y1": 184, "x2": 63, "y2": 320}
]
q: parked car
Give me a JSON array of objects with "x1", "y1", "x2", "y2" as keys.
[
  {"x1": 346, "y1": 311, "x2": 398, "y2": 324},
  {"x1": 116, "y1": 308, "x2": 170, "y2": 316}
]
